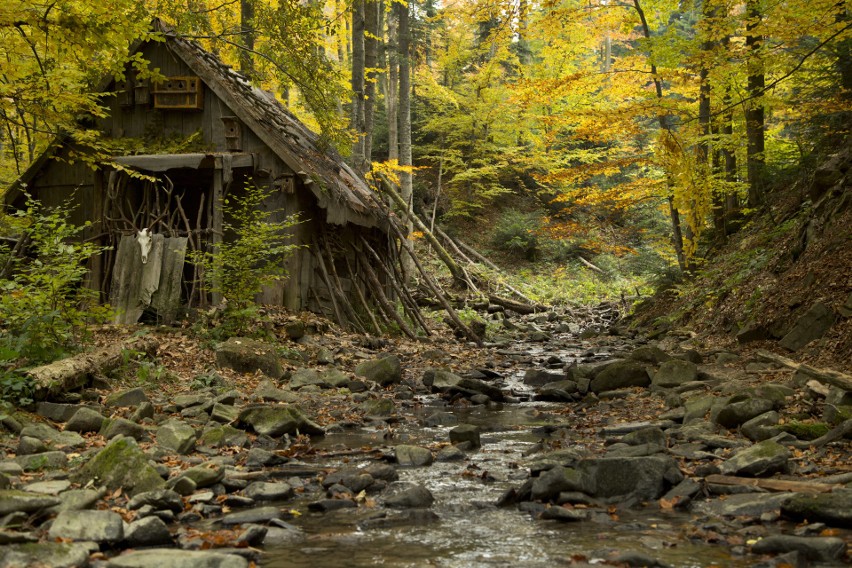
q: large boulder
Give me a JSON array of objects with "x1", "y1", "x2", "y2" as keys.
[
  {"x1": 73, "y1": 436, "x2": 165, "y2": 496},
  {"x1": 0, "y1": 490, "x2": 60, "y2": 515},
  {"x1": 720, "y1": 439, "x2": 791, "y2": 477},
  {"x1": 782, "y1": 490, "x2": 852, "y2": 527},
  {"x1": 590, "y1": 360, "x2": 651, "y2": 393},
  {"x1": 715, "y1": 397, "x2": 775, "y2": 429},
  {"x1": 0, "y1": 543, "x2": 92, "y2": 568},
  {"x1": 216, "y1": 337, "x2": 284, "y2": 379},
  {"x1": 652, "y1": 359, "x2": 698, "y2": 388},
  {"x1": 779, "y1": 302, "x2": 836, "y2": 351},
  {"x1": 157, "y1": 420, "x2": 197, "y2": 455},
  {"x1": 577, "y1": 456, "x2": 680, "y2": 502},
  {"x1": 236, "y1": 405, "x2": 324, "y2": 437},
  {"x1": 48, "y1": 510, "x2": 124, "y2": 543},
  {"x1": 355, "y1": 355, "x2": 402, "y2": 386}
]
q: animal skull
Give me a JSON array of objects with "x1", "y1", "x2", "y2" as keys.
[{"x1": 137, "y1": 229, "x2": 152, "y2": 264}]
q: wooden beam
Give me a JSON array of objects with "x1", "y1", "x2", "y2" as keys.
[
  {"x1": 211, "y1": 167, "x2": 224, "y2": 306},
  {"x1": 705, "y1": 474, "x2": 843, "y2": 494},
  {"x1": 111, "y1": 152, "x2": 255, "y2": 172},
  {"x1": 756, "y1": 350, "x2": 852, "y2": 392}
]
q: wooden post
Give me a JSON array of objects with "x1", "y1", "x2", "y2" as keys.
[{"x1": 211, "y1": 161, "x2": 224, "y2": 306}]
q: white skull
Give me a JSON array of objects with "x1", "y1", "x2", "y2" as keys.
[{"x1": 137, "y1": 229, "x2": 152, "y2": 264}]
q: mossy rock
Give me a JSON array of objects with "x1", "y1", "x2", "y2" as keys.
[
  {"x1": 355, "y1": 355, "x2": 402, "y2": 386},
  {"x1": 73, "y1": 436, "x2": 165, "y2": 496},
  {"x1": 780, "y1": 421, "x2": 830, "y2": 441}
]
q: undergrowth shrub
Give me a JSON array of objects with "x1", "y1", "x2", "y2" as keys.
[
  {"x1": 0, "y1": 195, "x2": 111, "y2": 365},
  {"x1": 491, "y1": 209, "x2": 540, "y2": 260},
  {"x1": 190, "y1": 182, "x2": 300, "y2": 339}
]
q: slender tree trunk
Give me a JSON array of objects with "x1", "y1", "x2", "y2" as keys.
[
  {"x1": 363, "y1": 0, "x2": 379, "y2": 168},
  {"x1": 836, "y1": 2, "x2": 852, "y2": 98},
  {"x1": 746, "y1": 0, "x2": 765, "y2": 208},
  {"x1": 239, "y1": 0, "x2": 255, "y2": 77},
  {"x1": 351, "y1": 0, "x2": 366, "y2": 171},
  {"x1": 633, "y1": 0, "x2": 688, "y2": 273},
  {"x1": 387, "y1": 8, "x2": 399, "y2": 162},
  {"x1": 397, "y1": 0, "x2": 412, "y2": 207}
]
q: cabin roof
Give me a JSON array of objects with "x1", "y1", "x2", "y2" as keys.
[{"x1": 6, "y1": 19, "x2": 388, "y2": 232}]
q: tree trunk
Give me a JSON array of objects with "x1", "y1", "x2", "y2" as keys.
[
  {"x1": 239, "y1": 0, "x2": 255, "y2": 77},
  {"x1": 363, "y1": 0, "x2": 379, "y2": 167},
  {"x1": 397, "y1": 0, "x2": 413, "y2": 207},
  {"x1": 387, "y1": 8, "x2": 399, "y2": 162},
  {"x1": 746, "y1": 0, "x2": 765, "y2": 208},
  {"x1": 633, "y1": 0, "x2": 687, "y2": 273},
  {"x1": 350, "y1": 0, "x2": 366, "y2": 171}
]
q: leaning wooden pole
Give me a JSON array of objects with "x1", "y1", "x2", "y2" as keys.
[
  {"x1": 374, "y1": 174, "x2": 470, "y2": 288},
  {"x1": 346, "y1": 256, "x2": 382, "y2": 334},
  {"x1": 354, "y1": 245, "x2": 418, "y2": 339}
]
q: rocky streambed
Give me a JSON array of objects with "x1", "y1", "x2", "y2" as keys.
[{"x1": 0, "y1": 310, "x2": 850, "y2": 567}]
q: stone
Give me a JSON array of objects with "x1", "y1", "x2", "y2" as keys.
[
  {"x1": 244, "y1": 482, "x2": 293, "y2": 501},
  {"x1": 424, "y1": 412, "x2": 459, "y2": 427},
  {"x1": 36, "y1": 402, "x2": 85, "y2": 422},
  {"x1": 73, "y1": 436, "x2": 165, "y2": 496},
  {"x1": 425, "y1": 368, "x2": 461, "y2": 390},
  {"x1": 321, "y1": 368, "x2": 350, "y2": 388},
  {"x1": 47, "y1": 488, "x2": 107, "y2": 514},
  {"x1": 124, "y1": 516, "x2": 173, "y2": 546},
  {"x1": 284, "y1": 320, "x2": 306, "y2": 340},
  {"x1": 534, "y1": 381, "x2": 579, "y2": 402},
  {"x1": 102, "y1": 417, "x2": 146, "y2": 441},
  {"x1": 262, "y1": 525, "x2": 305, "y2": 546},
  {"x1": 383, "y1": 483, "x2": 435, "y2": 508},
  {"x1": 128, "y1": 489, "x2": 184, "y2": 513},
  {"x1": 449, "y1": 424, "x2": 481, "y2": 448},
  {"x1": 237, "y1": 405, "x2": 324, "y2": 437},
  {"x1": 244, "y1": 447, "x2": 286, "y2": 468},
  {"x1": 49, "y1": 510, "x2": 124, "y2": 542},
  {"x1": 629, "y1": 346, "x2": 672, "y2": 365},
  {"x1": 198, "y1": 425, "x2": 249, "y2": 448},
  {"x1": 454, "y1": 378, "x2": 504, "y2": 401},
  {"x1": 540, "y1": 506, "x2": 590, "y2": 522},
  {"x1": 578, "y1": 456, "x2": 680, "y2": 502},
  {"x1": 523, "y1": 369, "x2": 565, "y2": 387},
  {"x1": 236, "y1": 525, "x2": 268, "y2": 546},
  {"x1": 308, "y1": 498, "x2": 357, "y2": 512},
  {"x1": 652, "y1": 359, "x2": 698, "y2": 388},
  {"x1": 157, "y1": 420, "x2": 197, "y2": 454},
  {"x1": 216, "y1": 337, "x2": 284, "y2": 379},
  {"x1": 221, "y1": 505, "x2": 283, "y2": 525},
  {"x1": 174, "y1": 463, "x2": 224, "y2": 489},
  {"x1": 289, "y1": 368, "x2": 325, "y2": 389},
  {"x1": 436, "y1": 446, "x2": 466, "y2": 461},
  {"x1": 395, "y1": 445, "x2": 433, "y2": 467},
  {"x1": 106, "y1": 549, "x2": 248, "y2": 568},
  {"x1": 105, "y1": 387, "x2": 150, "y2": 407},
  {"x1": 131, "y1": 401, "x2": 155, "y2": 422},
  {"x1": 715, "y1": 397, "x2": 776, "y2": 429},
  {"x1": 355, "y1": 355, "x2": 402, "y2": 386},
  {"x1": 253, "y1": 380, "x2": 298, "y2": 403},
  {"x1": 694, "y1": 492, "x2": 795, "y2": 518},
  {"x1": 322, "y1": 470, "x2": 374, "y2": 493},
  {"x1": 23, "y1": 480, "x2": 71, "y2": 495},
  {"x1": 782, "y1": 490, "x2": 852, "y2": 527},
  {"x1": 0, "y1": 542, "x2": 92, "y2": 568},
  {"x1": 751, "y1": 535, "x2": 847, "y2": 561},
  {"x1": 14, "y1": 451, "x2": 67, "y2": 471},
  {"x1": 741, "y1": 411, "x2": 782, "y2": 442},
  {"x1": 360, "y1": 398, "x2": 396, "y2": 417},
  {"x1": 531, "y1": 466, "x2": 591, "y2": 502},
  {"x1": 589, "y1": 360, "x2": 651, "y2": 393},
  {"x1": 65, "y1": 407, "x2": 106, "y2": 433},
  {"x1": 210, "y1": 403, "x2": 240, "y2": 424},
  {"x1": 779, "y1": 302, "x2": 836, "y2": 351},
  {"x1": 16, "y1": 436, "x2": 46, "y2": 455},
  {"x1": 0, "y1": 490, "x2": 61, "y2": 515},
  {"x1": 720, "y1": 439, "x2": 791, "y2": 476},
  {"x1": 736, "y1": 323, "x2": 772, "y2": 344},
  {"x1": 20, "y1": 423, "x2": 85, "y2": 448}
]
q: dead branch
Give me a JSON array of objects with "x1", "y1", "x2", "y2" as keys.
[
  {"x1": 756, "y1": 350, "x2": 852, "y2": 392},
  {"x1": 354, "y1": 245, "x2": 417, "y2": 339}
]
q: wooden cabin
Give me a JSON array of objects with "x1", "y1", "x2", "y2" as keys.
[{"x1": 5, "y1": 19, "x2": 394, "y2": 327}]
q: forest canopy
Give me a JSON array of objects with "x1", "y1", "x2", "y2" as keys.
[{"x1": 1, "y1": 0, "x2": 850, "y2": 274}]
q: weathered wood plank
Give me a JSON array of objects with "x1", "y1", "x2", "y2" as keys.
[
  {"x1": 151, "y1": 237, "x2": 187, "y2": 324},
  {"x1": 112, "y1": 153, "x2": 254, "y2": 172},
  {"x1": 756, "y1": 350, "x2": 852, "y2": 391},
  {"x1": 705, "y1": 474, "x2": 843, "y2": 494}
]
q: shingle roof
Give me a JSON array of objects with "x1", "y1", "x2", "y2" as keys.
[{"x1": 154, "y1": 20, "x2": 386, "y2": 230}]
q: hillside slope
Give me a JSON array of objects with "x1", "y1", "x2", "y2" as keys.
[{"x1": 629, "y1": 148, "x2": 852, "y2": 371}]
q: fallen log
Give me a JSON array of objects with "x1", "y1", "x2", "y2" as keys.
[
  {"x1": 756, "y1": 350, "x2": 852, "y2": 392},
  {"x1": 488, "y1": 294, "x2": 546, "y2": 315},
  {"x1": 27, "y1": 336, "x2": 160, "y2": 400},
  {"x1": 786, "y1": 419, "x2": 852, "y2": 449},
  {"x1": 704, "y1": 474, "x2": 842, "y2": 494}
]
